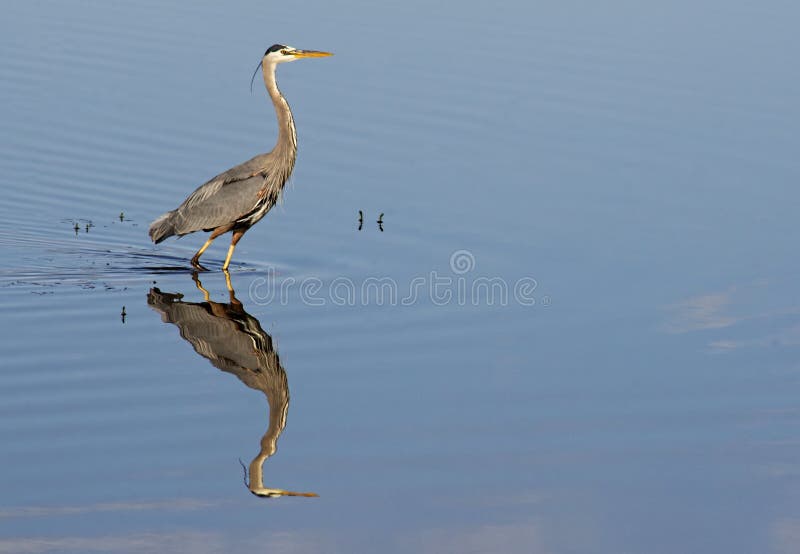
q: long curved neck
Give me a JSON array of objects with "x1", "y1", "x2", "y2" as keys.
[{"x1": 262, "y1": 62, "x2": 297, "y2": 159}]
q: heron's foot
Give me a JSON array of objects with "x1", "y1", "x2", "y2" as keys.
[{"x1": 190, "y1": 258, "x2": 209, "y2": 271}]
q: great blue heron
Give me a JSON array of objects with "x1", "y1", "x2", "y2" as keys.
[{"x1": 148, "y1": 45, "x2": 332, "y2": 270}]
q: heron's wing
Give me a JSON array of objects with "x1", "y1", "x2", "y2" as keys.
[{"x1": 172, "y1": 155, "x2": 271, "y2": 234}]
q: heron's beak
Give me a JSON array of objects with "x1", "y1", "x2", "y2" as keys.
[{"x1": 290, "y1": 49, "x2": 333, "y2": 58}]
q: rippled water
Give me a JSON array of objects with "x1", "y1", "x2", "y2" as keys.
[{"x1": 2, "y1": 1, "x2": 800, "y2": 552}]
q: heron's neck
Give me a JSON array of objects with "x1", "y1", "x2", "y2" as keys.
[{"x1": 262, "y1": 64, "x2": 297, "y2": 159}]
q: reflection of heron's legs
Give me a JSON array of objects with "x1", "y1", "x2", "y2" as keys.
[
  {"x1": 192, "y1": 272, "x2": 212, "y2": 302},
  {"x1": 223, "y1": 269, "x2": 234, "y2": 294},
  {"x1": 222, "y1": 230, "x2": 246, "y2": 271},
  {"x1": 222, "y1": 269, "x2": 243, "y2": 307}
]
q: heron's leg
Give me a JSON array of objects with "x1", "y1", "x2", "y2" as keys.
[
  {"x1": 191, "y1": 227, "x2": 229, "y2": 268},
  {"x1": 191, "y1": 239, "x2": 213, "y2": 267},
  {"x1": 222, "y1": 230, "x2": 246, "y2": 271}
]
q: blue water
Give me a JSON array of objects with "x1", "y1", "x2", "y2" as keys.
[{"x1": 1, "y1": 1, "x2": 799, "y2": 552}]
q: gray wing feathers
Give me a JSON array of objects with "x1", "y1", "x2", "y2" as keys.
[
  {"x1": 149, "y1": 154, "x2": 272, "y2": 241},
  {"x1": 174, "y1": 174, "x2": 266, "y2": 234}
]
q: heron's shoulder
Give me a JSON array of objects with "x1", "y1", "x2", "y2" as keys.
[
  {"x1": 206, "y1": 153, "x2": 272, "y2": 186},
  {"x1": 182, "y1": 154, "x2": 271, "y2": 207}
]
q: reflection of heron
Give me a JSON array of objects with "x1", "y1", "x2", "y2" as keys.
[
  {"x1": 149, "y1": 45, "x2": 332, "y2": 270},
  {"x1": 147, "y1": 271, "x2": 317, "y2": 498}
]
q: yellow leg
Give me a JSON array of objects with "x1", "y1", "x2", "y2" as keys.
[
  {"x1": 222, "y1": 230, "x2": 246, "y2": 271},
  {"x1": 222, "y1": 244, "x2": 236, "y2": 271},
  {"x1": 191, "y1": 226, "x2": 232, "y2": 269},
  {"x1": 191, "y1": 237, "x2": 215, "y2": 267}
]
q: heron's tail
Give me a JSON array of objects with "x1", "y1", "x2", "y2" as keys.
[{"x1": 149, "y1": 211, "x2": 177, "y2": 244}]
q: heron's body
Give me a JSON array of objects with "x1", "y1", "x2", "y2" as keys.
[{"x1": 148, "y1": 45, "x2": 331, "y2": 270}]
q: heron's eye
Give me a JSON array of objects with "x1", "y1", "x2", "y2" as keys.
[{"x1": 281, "y1": 49, "x2": 290, "y2": 55}]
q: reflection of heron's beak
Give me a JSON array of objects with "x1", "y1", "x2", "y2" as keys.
[
  {"x1": 290, "y1": 49, "x2": 333, "y2": 58},
  {"x1": 250, "y1": 488, "x2": 319, "y2": 498}
]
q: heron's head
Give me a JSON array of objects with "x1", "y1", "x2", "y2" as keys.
[
  {"x1": 251, "y1": 44, "x2": 332, "y2": 91},
  {"x1": 263, "y1": 44, "x2": 333, "y2": 65}
]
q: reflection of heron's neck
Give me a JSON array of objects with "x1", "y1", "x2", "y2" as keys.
[
  {"x1": 247, "y1": 386, "x2": 289, "y2": 495},
  {"x1": 244, "y1": 367, "x2": 316, "y2": 498}
]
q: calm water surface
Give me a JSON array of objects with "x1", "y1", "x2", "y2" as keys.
[{"x1": 1, "y1": 1, "x2": 800, "y2": 552}]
